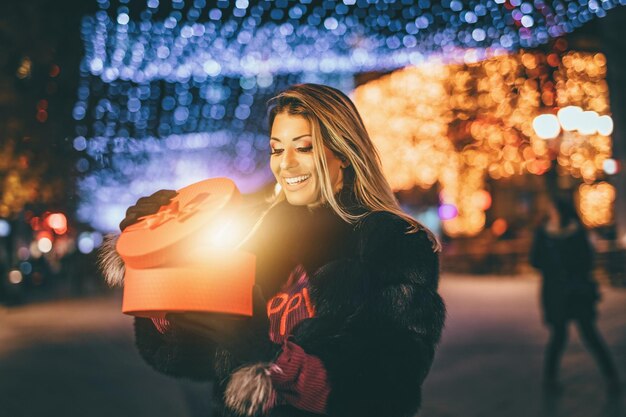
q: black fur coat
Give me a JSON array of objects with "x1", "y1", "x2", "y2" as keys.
[{"x1": 133, "y1": 198, "x2": 445, "y2": 417}]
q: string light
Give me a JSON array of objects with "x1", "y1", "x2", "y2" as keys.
[
  {"x1": 354, "y1": 50, "x2": 614, "y2": 236},
  {"x1": 579, "y1": 182, "x2": 615, "y2": 227},
  {"x1": 75, "y1": 0, "x2": 624, "y2": 231}
]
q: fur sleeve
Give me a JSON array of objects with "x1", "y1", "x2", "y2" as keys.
[
  {"x1": 134, "y1": 317, "x2": 218, "y2": 381},
  {"x1": 291, "y1": 212, "x2": 445, "y2": 417}
]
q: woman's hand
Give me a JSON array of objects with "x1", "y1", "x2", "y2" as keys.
[
  {"x1": 167, "y1": 285, "x2": 279, "y2": 363},
  {"x1": 119, "y1": 189, "x2": 178, "y2": 232}
]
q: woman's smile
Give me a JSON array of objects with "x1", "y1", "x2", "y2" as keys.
[{"x1": 270, "y1": 112, "x2": 344, "y2": 206}]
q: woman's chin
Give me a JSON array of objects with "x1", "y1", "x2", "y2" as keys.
[{"x1": 284, "y1": 190, "x2": 318, "y2": 206}]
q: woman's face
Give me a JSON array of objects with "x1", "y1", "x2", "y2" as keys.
[{"x1": 270, "y1": 112, "x2": 344, "y2": 206}]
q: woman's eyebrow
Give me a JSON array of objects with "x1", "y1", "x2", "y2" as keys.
[{"x1": 270, "y1": 134, "x2": 312, "y2": 143}]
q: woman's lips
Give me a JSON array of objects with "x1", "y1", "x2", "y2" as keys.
[{"x1": 283, "y1": 174, "x2": 311, "y2": 191}]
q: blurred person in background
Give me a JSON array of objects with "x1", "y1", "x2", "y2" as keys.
[
  {"x1": 530, "y1": 196, "x2": 620, "y2": 395},
  {"x1": 104, "y1": 84, "x2": 446, "y2": 417}
]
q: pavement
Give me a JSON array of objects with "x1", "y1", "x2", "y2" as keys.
[{"x1": 0, "y1": 274, "x2": 624, "y2": 417}]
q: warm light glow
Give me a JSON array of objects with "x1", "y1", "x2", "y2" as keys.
[
  {"x1": 597, "y1": 115, "x2": 614, "y2": 136},
  {"x1": 603, "y1": 158, "x2": 619, "y2": 175},
  {"x1": 8, "y1": 270, "x2": 23, "y2": 285},
  {"x1": 209, "y1": 217, "x2": 246, "y2": 249},
  {"x1": 533, "y1": 114, "x2": 561, "y2": 139},
  {"x1": 491, "y1": 218, "x2": 508, "y2": 236},
  {"x1": 557, "y1": 106, "x2": 582, "y2": 131},
  {"x1": 473, "y1": 190, "x2": 492, "y2": 211},
  {"x1": 37, "y1": 237, "x2": 53, "y2": 253},
  {"x1": 193, "y1": 214, "x2": 249, "y2": 254},
  {"x1": 577, "y1": 111, "x2": 599, "y2": 135},
  {"x1": 355, "y1": 50, "x2": 613, "y2": 235},
  {"x1": 47, "y1": 213, "x2": 68, "y2": 234},
  {"x1": 579, "y1": 182, "x2": 614, "y2": 227}
]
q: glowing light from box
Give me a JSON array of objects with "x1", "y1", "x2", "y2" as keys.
[{"x1": 209, "y1": 217, "x2": 247, "y2": 249}]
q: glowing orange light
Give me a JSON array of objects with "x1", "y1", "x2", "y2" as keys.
[
  {"x1": 30, "y1": 217, "x2": 41, "y2": 231},
  {"x1": 491, "y1": 218, "x2": 508, "y2": 236},
  {"x1": 473, "y1": 190, "x2": 492, "y2": 211},
  {"x1": 46, "y1": 213, "x2": 67, "y2": 234}
]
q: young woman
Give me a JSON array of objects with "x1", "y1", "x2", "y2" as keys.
[
  {"x1": 530, "y1": 197, "x2": 619, "y2": 394},
  {"x1": 109, "y1": 84, "x2": 446, "y2": 416}
]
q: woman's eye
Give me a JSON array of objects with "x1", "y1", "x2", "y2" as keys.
[
  {"x1": 270, "y1": 148, "x2": 284, "y2": 155},
  {"x1": 297, "y1": 146, "x2": 313, "y2": 153}
]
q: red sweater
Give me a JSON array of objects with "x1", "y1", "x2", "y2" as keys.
[{"x1": 266, "y1": 265, "x2": 330, "y2": 414}]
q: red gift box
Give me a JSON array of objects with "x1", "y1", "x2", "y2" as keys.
[{"x1": 116, "y1": 178, "x2": 255, "y2": 318}]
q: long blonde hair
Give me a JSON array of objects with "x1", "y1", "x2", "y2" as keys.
[{"x1": 266, "y1": 83, "x2": 440, "y2": 251}]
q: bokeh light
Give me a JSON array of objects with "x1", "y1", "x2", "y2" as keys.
[
  {"x1": 533, "y1": 114, "x2": 561, "y2": 139},
  {"x1": 0, "y1": 219, "x2": 10, "y2": 237},
  {"x1": 579, "y1": 182, "x2": 615, "y2": 227},
  {"x1": 8, "y1": 270, "x2": 23, "y2": 285},
  {"x1": 74, "y1": 1, "x2": 624, "y2": 232},
  {"x1": 355, "y1": 49, "x2": 615, "y2": 235},
  {"x1": 37, "y1": 237, "x2": 53, "y2": 254}
]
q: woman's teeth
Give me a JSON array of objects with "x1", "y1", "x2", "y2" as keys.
[{"x1": 285, "y1": 175, "x2": 311, "y2": 185}]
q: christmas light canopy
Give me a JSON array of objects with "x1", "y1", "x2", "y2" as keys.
[{"x1": 74, "y1": 0, "x2": 625, "y2": 232}]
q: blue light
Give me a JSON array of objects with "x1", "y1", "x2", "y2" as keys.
[
  {"x1": 472, "y1": 28, "x2": 486, "y2": 41},
  {"x1": 464, "y1": 11, "x2": 478, "y2": 23},
  {"x1": 117, "y1": 13, "x2": 129, "y2": 25},
  {"x1": 74, "y1": 0, "x2": 624, "y2": 232},
  {"x1": 73, "y1": 136, "x2": 87, "y2": 151},
  {"x1": 521, "y1": 15, "x2": 535, "y2": 27},
  {"x1": 0, "y1": 219, "x2": 10, "y2": 237}
]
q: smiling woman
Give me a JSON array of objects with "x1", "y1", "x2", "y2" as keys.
[
  {"x1": 269, "y1": 113, "x2": 346, "y2": 207},
  {"x1": 118, "y1": 83, "x2": 445, "y2": 417}
]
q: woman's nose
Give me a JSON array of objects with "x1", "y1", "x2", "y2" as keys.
[{"x1": 279, "y1": 149, "x2": 297, "y2": 170}]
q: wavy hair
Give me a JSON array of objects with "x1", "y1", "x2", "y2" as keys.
[{"x1": 264, "y1": 83, "x2": 440, "y2": 251}]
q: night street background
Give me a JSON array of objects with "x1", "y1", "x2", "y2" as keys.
[
  {"x1": 0, "y1": 274, "x2": 624, "y2": 417},
  {"x1": 2, "y1": 1, "x2": 626, "y2": 416}
]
